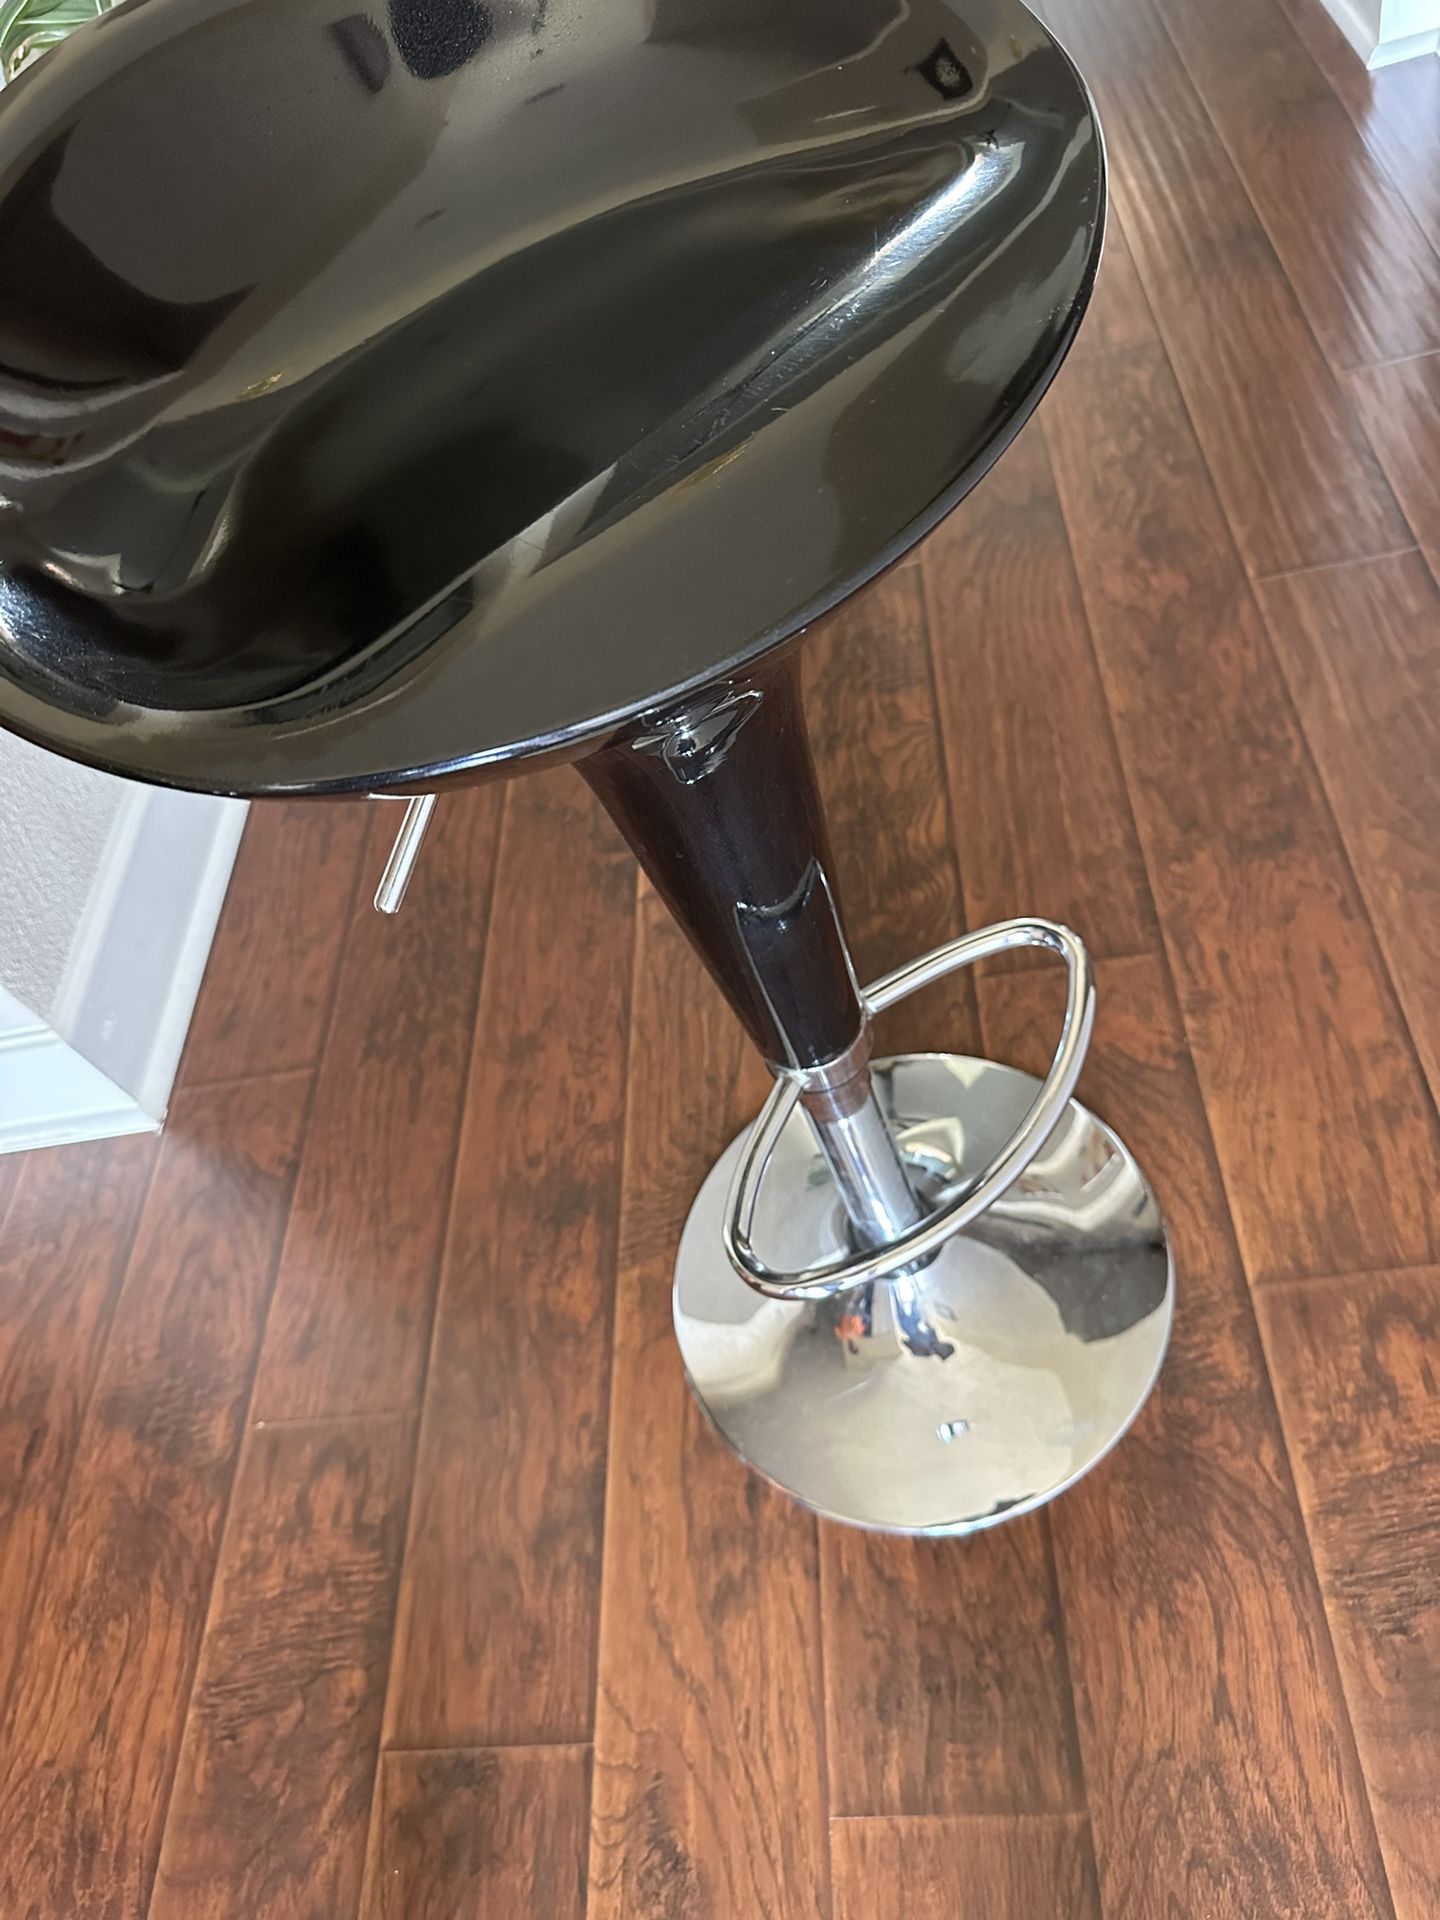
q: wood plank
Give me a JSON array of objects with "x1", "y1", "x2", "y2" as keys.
[
  {"x1": 1347, "y1": 353, "x2": 1440, "y2": 562},
  {"x1": 252, "y1": 787, "x2": 501, "y2": 1421},
  {"x1": 181, "y1": 799, "x2": 368, "y2": 1086},
  {"x1": 150, "y1": 1412, "x2": 413, "y2": 1920},
  {"x1": 823, "y1": 1521, "x2": 1081, "y2": 1816},
  {"x1": 978, "y1": 953, "x2": 1393, "y2": 1920},
  {"x1": 1072, "y1": 208, "x2": 1157, "y2": 360},
  {"x1": 0, "y1": 1074, "x2": 307, "y2": 1920},
  {"x1": 1272, "y1": 0, "x2": 1440, "y2": 257},
  {"x1": 0, "y1": 1134, "x2": 158, "y2": 1709},
  {"x1": 1258, "y1": 552, "x2": 1440, "y2": 1104},
  {"x1": 922, "y1": 420, "x2": 1157, "y2": 966},
  {"x1": 384, "y1": 771, "x2": 633, "y2": 1748},
  {"x1": 1043, "y1": 343, "x2": 1440, "y2": 1283},
  {"x1": 587, "y1": 894, "x2": 828, "y2": 1920},
  {"x1": 804, "y1": 567, "x2": 980, "y2": 1052},
  {"x1": 0, "y1": 1150, "x2": 20, "y2": 1229},
  {"x1": 831, "y1": 1813, "x2": 1100, "y2": 1920},
  {"x1": 1036, "y1": 0, "x2": 1408, "y2": 575},
  {"x1": 1151, "y1": 0, "x2": 1440, "y2": 371},
  {"x1": 362, "y1": 1746, "x2": 590, "y2": 1920},
  {"x1": 1256, "y1": 1269, "x2": 1440, "y2": 1920}
]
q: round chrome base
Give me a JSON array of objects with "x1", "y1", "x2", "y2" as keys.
[{"x1": 673, "y1": 1054, "x2": 1173, "y2": 1534}]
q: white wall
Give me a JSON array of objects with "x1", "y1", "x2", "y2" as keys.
[
  {"x1": 0, "y1": 734, "x2": 244, "y2": 1152},
  {"x1": 0, "y1": 733, "x2": 126, "y2": 1020}
]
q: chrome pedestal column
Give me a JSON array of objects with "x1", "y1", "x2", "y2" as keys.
[{"x1": 584, "y1": 651, "x2": 1173, "y2": 1534}]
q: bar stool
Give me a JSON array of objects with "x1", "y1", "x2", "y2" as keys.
[{"x1": 0, "y1": 0, "x2": 1172, "y2": 1532}]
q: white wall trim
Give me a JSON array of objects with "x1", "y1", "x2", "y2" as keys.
[
  {"x1": 0, "y1": 984, "x2": 157, "y2": 1155},
  {"x1": 48, "y1": 787, "x2": 247, "y2": 1122},
  {"x1": 1319, "y1": 0, "x2": 1440, "y2": 64},
  {"x1": 1322, "y1": 0, "x2": 1388, "y2": 61},
  {"x1": 1369, "y1": 25, "x2": 1440, "y2": 63}
]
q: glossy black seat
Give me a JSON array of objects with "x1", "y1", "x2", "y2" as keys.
[{"x1": 0, "y1": 0, "x2": 1100, "y2": 794}]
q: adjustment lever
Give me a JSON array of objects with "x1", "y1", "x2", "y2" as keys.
[{"x1": 373, "y1": 794, "x2": 436, "y2": 913}]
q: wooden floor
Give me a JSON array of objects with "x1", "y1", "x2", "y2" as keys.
[{"x1": 3, "y1": 0, "x2": 1439, "y2": 1913}]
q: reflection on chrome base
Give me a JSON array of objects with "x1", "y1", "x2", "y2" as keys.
[{"x1": 674, "y1": 1054, "x2": 1173, "y2": 1535}]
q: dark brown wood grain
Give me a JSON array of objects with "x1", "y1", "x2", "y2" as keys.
[
  {"x1": 823, "y1": 1522, "x2": 1082, "y2": 1817},
  {"x1": 1036, "y1": 0, "x2": 1408, "y2": 575},
  {"x1": 384, "y1": 771, "x2": 634, "y2": 1749},
  {"x1": 0, "y1": 1151, "x2": 20, "y2": 1230},
  {"x1": 252, "y1": 788, "x2": 501, "y2": 1421},
  {"x1": 831, "y1": 1813, "x2": 1101, "y2": 1920},
  {"x1": 1346, "y1": 353, "x2": 1440, "y2": 563},
  {"x1": 1256, "y1": 1270, "x2": 1440, "y2": 1920},
  {"x1": 587, "y1": 895, "x2": 828, "y2": 1920},
  {"x1": 0, "y1": 1135, "x2": 158, "y2": 1709},
  {"x1": 1151, "y1": 0, "x2": 1440, "y2": 371},
  {"x1": 804, "y1": 568, "x2": 981, "y2": 1053},
  {"x1": 1273, "y1": 0, "x2": 1440, "y2": 256},
  {"x1": 979, "y1": 954, "x2": 1394, "y2": 1920},
  {"x1": 1043, "y1": 342, "x2": 1440, "y2": 1283},
  {"x1": 363, "y1": 1746, "x2": 591, "y2": 1920},
  {"x1": 1071, "y1": 207, "x2": 1157, "y2": 360},
  {"x1": 181, "y1": 800, "x2": 368, "y2": 1086},
  {"x1": 150, "y1": 1413, "x2": 413, "y2": 1920},
  {"x1": 0, "y1": 1075, "x2": 306, "y2": 1920},
  {"x1": 922, "y1": 420, "x2": 1157, "y2": 965},
  {"x1": 1258, "y1": 552, "x2": 1440, "y2": 1104}
]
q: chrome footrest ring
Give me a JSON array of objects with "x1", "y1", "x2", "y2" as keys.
[{"x1": 722, "y1": 918, "x2": 1094, "y2": 1299}]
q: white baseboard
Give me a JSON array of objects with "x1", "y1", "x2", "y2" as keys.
[
  {"x1": 0, "y1": 985, "x2": 157, "y2": 1154},
  {"x1": 1, "y1": 784, "x2": 245, "y2": 1156},
  {"x1": 1368, "y1": 25, "x2": 1439, "y2": 62},
  {"x1": 47, "y1": 786, "x2": 247, "y2": 1123},
  {"x1": 1319, "y1": 0, "x2": 1440, "y2": 63}
]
